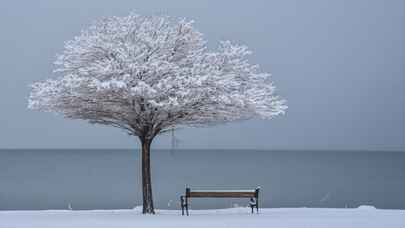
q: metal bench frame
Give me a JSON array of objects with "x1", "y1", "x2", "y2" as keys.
[{"x1": 180, "y1": 187, "x2": 260, "y2": 216}]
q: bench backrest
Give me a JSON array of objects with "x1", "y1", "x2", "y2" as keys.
[{"x1": 186, "y1": 188, "x2": 259, "y2": 198}]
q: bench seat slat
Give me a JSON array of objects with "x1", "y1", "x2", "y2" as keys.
[
  {"x1": 187, "y1": 191, "x2": 256, "y2": 198},
  {"x1": 191, "y1": 190, "x2": 256, "y2": 193}
]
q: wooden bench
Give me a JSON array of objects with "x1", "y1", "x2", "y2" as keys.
[{"x1": 180, "y1": 187, "x2": 260, "y2": 216}]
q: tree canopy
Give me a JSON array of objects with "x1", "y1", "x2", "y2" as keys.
[{"x1": 29, "y1": 14, "x2": 287, "y2": 140}]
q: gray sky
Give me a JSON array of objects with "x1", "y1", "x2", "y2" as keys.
[{"x1": 0, "y1": 0, "x2": 404, "y2": 150}]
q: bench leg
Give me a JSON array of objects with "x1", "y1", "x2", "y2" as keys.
[
  {"x1": 181, "y1": 196, "x2": 189, "y2": 216},
  {"x1": 180, "y1": 196, "x2": 185, "y2": 216},
  {"x1": 250, "y1": 197, "x2": 258, "y2": 214},
  {"x1": 186, "y1": 204, "x2": 189, "y2": 216}
]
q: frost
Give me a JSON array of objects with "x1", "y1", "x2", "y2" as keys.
[{"x1": 28, "y1": 13, "x2": 287, "y2": 139}]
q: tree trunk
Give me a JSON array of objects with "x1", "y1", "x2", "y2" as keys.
[{"x1": 141, "y1": 138, "x2": 155, "y2": 214}]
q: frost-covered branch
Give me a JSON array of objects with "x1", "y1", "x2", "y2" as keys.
[{"x1": 28, "y1": 13, "x2": 287, "y2": 140}]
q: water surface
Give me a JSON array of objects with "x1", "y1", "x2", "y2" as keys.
[{"x1": 0, "y1": 149, "x2": 404, "y2": 210}]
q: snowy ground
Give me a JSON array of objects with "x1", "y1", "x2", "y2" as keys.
[{"x1": 1, "y1": 206, "x2": 404, "y2": 228}]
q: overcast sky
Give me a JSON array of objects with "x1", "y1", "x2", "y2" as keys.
[{"x1": 0, "y1": 0, "x2": 404, "y2": 150}]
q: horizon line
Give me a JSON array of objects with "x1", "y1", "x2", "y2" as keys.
[{"x1": 0, "y1": 148, "x2": 404, "y2": 152}]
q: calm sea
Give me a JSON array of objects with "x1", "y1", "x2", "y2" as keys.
[{"x1": 0, "y1": 149, "x2": 404, "y2": 210}]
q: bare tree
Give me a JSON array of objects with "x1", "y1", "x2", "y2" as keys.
[{"x1": 28, "y1": 14, "x2": 287, "y2": 214}]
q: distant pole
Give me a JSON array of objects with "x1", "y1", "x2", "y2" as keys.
[
  {"x1": 170, "y1": 128, "x2": 182, "y2": 155},
  {"x1": 170, "y1": 128, "x2": 176, "y2": 155}
]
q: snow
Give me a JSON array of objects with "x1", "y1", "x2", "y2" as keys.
[
  {"x1": 1, "y1": 207, "x2": 404, "y2": 228},
  {"x1": 28, "y1": 13, "x2": 287, "y2": 140}
]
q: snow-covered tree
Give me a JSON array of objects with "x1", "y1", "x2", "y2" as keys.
[{"x1": 28, "y1": 14, "x2": 287, "y2": 214}]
